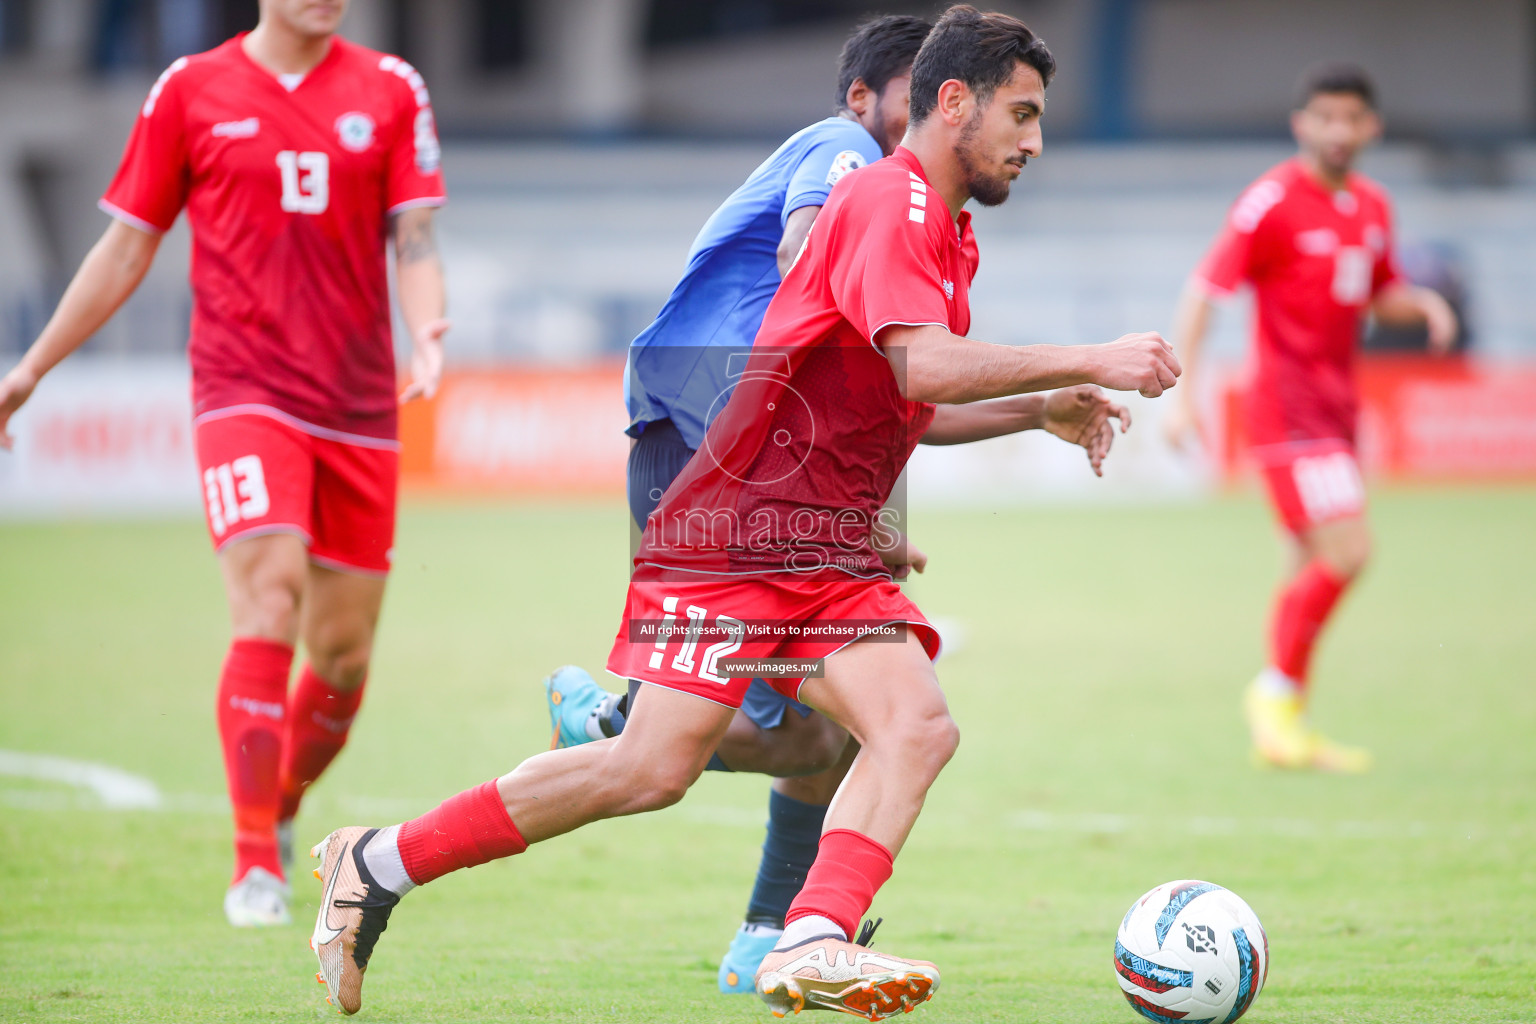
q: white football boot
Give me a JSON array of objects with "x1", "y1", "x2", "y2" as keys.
[
  {"x1": 756, "y1": 924, "x2": 939, "y2": 1019},
  {"x1": 224, "y1": 865, "x2": 292, "y2": 927},
  {"x1": 310, "y1": 827, "x2": 401, "y2": 1015}
]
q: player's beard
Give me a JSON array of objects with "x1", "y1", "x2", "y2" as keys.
[
  {"x1": 956, "y1": 111, "x2": 1021, "y2": 207},
  {"x1": 1315, "y1": 146, "x2": 1356, "y2": 181}
]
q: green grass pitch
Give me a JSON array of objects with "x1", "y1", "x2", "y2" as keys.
[{"x1": 2, "y1": 488, "x2": 1533, "y2": 1022}]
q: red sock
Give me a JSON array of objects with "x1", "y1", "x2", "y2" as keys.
[
  {"x1": 396, "y1": 779, "x2": 527, "y2": 886},
  {"x1": 1269, "y1": 560, "x2": 1349, "y2": 689},
  {"x1": 785, "y1": 829, "x2": 894, "y2": 941},
  {"x1": 277, "y1": 665, "x2": 365, "y2": 822},
  {"x1": 217, "y1": 637, "x2": 293, "y2": 882}
]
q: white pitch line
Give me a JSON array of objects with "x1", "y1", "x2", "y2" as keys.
[{"x1": 0, "y1": 749, "x2": 163, "y2": 809}]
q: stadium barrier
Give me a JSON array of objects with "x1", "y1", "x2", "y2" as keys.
[
  {"x1": 4, "y1": 357, "x2": 1535, "y2": 517},
  {"x1": 0, "y1": 359, "x2": 199, "y2": 515}
]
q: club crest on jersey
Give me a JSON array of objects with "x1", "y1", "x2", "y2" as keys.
[
  {"x1": 335, "y1": 112, "x2": 376, "y2": 153},
  {"x1": 941, "y1": 279, "x2": 955, "y2": 299},
  {"x1": 825, "y1": 149, "x2": 867, "y2": 187}
]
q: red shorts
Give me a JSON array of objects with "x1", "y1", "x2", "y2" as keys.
[
  {"x1": 1254, "y1": 440, "x2": 1366, "y2": 535},
  {"x1": 606, "y1": 572, "x2": 941, "y2": 708},
  {"x1": 194, "y1": 407, "x2": 398, "y2": 574}
]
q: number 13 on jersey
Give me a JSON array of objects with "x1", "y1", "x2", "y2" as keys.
[{"x1": 276, "y1": 150, "x2": 329, "y2": 214}]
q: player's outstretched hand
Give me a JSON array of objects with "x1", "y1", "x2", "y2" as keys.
[
  {"x1": 1042, "y1": 384, "x2": 1130, "y2": 477},
  {"x1": 400, "y1": 318, "x2": 451, "y2": 403},
  {"x1": 1162, "y1": 395, "x2": 1203, "y2": 452},
  {"x1": 0, "y1": 365, "x2": 39, "y2": 451},
  {"x1": 1091, "y1": 332, "x2": 1181, "y2": 398}
]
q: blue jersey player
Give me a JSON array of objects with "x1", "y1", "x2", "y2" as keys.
[{"x1": 544, "y1": 15, "x2": 935, "y2": 993}]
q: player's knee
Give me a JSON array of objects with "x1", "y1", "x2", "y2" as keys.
[
  {"x1": 309, "y1": 641, "x2": 371, "y2": 691},
  {"x1": 1343, "y1": 533, "x2": 1372, "y2": 578},
  {"x1": 928, "y1": 713, "x2": 962, "y2": 766},
  {"x1": 240, "y1": 574, "x2": 303, "y2": 640},
  {"x1": 1318, "y1": 528, "x2": 1371, "y2": 579},
  {"x1": 883, "y1": 707, "x2": 959, "y2": 777},
  {"x1": 796, "y1": 717, "x2": 850, "y2": 775},
  {"x1": 633, "y1": 762, "x2": 695, "y2": 811},
  {"x1": 750, "y1": 714, "x2": 846, "y2": 777},
  {"x1": 304, "y1": 623, "x2": 373, "y2": 690},
  {"x1": 606, "y1": 742, "x2": 697, "y2": 811}
]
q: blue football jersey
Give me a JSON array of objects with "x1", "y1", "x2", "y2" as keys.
[{"x1": 625, "y1": 116, "x2": 884, "y2": 450}]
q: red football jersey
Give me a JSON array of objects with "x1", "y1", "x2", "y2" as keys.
[
  {"x1": 636, "y1": 146, "x2": 977, "y2": 580},
  {"x1": 101, "y1": 35, "x2": 446, "y2": 441},
  {"x1": 1195, "y1": 158, "x2": 1400, "y2": 448}
]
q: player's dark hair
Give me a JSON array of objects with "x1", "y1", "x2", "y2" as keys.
[
  {"x1": 1297, "y1": 63, "x2": 1377, "y2": 110},
  {"x1": 835, "y1": 15, "x2": 934, "y2": 110},
  {"x1": 907, "y1": 5, "x2": 1055, "y2": 125}
]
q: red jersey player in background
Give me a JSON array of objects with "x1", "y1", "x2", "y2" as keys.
[
  {"x1": 0, "y1": 0, "x2": 449, "y2": 924},
  {"x1": 304, "y1": 7, "x2": 1178, "y2": 1018},
  {"x1": 1164, "y1": 65, "x2": 1456, "y2": 772}
]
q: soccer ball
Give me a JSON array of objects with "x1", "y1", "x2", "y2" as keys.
[{"x1": 1114, "y1": 880, "x2": 1268, "y2": 1024}]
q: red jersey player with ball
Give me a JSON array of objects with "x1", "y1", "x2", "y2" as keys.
[
  {"x1": 306, "y1": 7, "x2": 1178, "y2": 1018},
  {"x1": 1165, "y1": 66, "x2": 1456, "y2": 772},
  {"x1": 0, "y1": 0, "x2": 448, "y2": 925}
]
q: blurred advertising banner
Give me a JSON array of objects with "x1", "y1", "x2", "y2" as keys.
[
  {"x1": 399, "y1": 367, "x2": 1207, "y2": 503},
  {"x1": 399, "y1": 364, "x2": 630, "y2": 495},
  {"x1": 399, "y1": 366, "x2": 1208, "y2": 504},
  {"x1": 0, "y1": 359, "x2": 198, "y2": 515},
  {"x1": 1218, "y1": 356, "x2": 1536, "y2": 480}
]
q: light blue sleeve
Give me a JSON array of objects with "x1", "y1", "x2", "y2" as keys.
[{"x1": 781, "y1": 124, "x2": 885, "y2": 227}]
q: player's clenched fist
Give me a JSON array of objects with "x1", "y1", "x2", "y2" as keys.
[
  {"x1": 1090, "y1": 332, "x2": 1182, "y2": 398},
  {"x1": 0, "y1": 365, "x2": 38, "y2": 451}
]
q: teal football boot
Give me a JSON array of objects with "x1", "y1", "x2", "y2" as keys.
[
  {"x1": 718, "y1": 924, "x2": 782, "y2": 993},
  {"x1": 543, "y1": 666, "x2": 613, "y2": 749}
]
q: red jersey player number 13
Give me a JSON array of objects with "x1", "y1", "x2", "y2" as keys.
[{"x1": 0, "y1": 0, "x2": 453, "y2": 933}]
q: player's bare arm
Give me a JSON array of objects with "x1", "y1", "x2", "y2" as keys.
[
  {"x1": 1372, "y1": 281, "x2": 1458, "y2": 354},
  {"x1": 922, "y1": 394, "x2": 1049, "y2": 444},
  {"x1": 0, "y1": 218, "x2": 161, "y2": 449},
  {"x1": 1163, "y1": 279, "x2": 1218, "y2": 449},
  {"x1": 922, "y1": 386, "x2": 1129, "y2": 476},
  {"x1": 777, "y1": 205, "x2": 821, "y2": 277},
  {"x1": 884, "y1": 323, "x2": 1179, "y2": 404},
  {"x1": 392, "y1": 207, "x2": 450, "y2": 402}
]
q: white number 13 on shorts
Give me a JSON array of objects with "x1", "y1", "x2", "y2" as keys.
[{"x1": 204, "y1": 456, "x2": 270, "y2": 537}]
